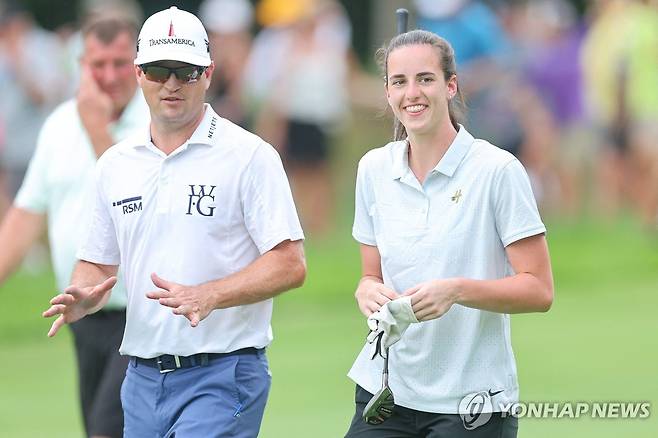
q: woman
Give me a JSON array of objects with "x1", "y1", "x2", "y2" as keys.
[{"x1": 344, "y1": 30, "x2": 553, "y2": 437}]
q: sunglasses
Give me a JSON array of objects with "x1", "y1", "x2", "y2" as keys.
[{"x1": 139, "y1": 64, "x2": 207, "y2": 84}]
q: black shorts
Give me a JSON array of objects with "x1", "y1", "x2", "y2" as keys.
[
  {"x1": 345, "y1": 385, "x2": 518, "y2": 438},
  {"x1": 70, "y1": 309, "x2": 128, "y2": 438},
  {"x1": 285, "y1": 120, "x2": 329, "y2": 164}
]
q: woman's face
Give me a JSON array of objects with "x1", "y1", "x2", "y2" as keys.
[{"x1": 386, "y1": 44, "x2": 457, "y2": 137}]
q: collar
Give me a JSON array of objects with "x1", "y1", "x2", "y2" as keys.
[
  {"x1": 390, "y1": 140, "x2": 410, "y2": 180},
  {"x1": 187, "y1": 103, "x2": 221, "y2": 146},
  {"x1": 391, "y1": 124, "x2": 474, "y2": 180},
  {"x1": 132, "y1": 103, "x2": 219, "y2": 150}
]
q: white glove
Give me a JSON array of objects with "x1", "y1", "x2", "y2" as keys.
[{"x1": 366, "y1": 296, "x2": 419, "y2": 359}]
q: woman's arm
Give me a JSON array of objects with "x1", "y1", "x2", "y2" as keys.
[{"x1": 404, "y1": 234, "x2": 553, "y2": 321}]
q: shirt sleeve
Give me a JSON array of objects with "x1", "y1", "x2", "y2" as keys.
[
  {"x1": 352, "y1": 156, "x2": 376, "y2": 246},
  {"x1": 14, "y1": 115, "x2": 54, "y2": 213},
  {"x1": 493, "y1": 158, "x2": 546, "y2": 247},
  {"x1": 241, "y1": 143, "x2": 304, "y2": 254},
  {"x1": 76, "y1": 158, "x2": 121, "y2": 265}
]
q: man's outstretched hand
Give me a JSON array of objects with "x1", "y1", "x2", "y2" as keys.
[{"x1": 43, "y1": 276, "x2": 117, "y2": 337}]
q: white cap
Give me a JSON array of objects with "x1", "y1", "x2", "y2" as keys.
[
  {"x1": 134, "y1": 6, "x2": 211, "y2": 67},
  {"x1": 199, "y1": 0, "x2": 253, "y2": 34}
]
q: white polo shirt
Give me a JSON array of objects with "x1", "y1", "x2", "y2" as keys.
[
  {"x1": 349, "y1": 126, "x2": 546, "y2": 414},
  {"x1": 15, "y1": 91, "x2": 149, "y2": 309},
  {"x1": 77, "y1": 104, "x2": 304, "y2": 358}
]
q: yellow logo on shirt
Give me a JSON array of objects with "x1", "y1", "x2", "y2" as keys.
[{"x1": 451, "y1": 189, "x2": 462, "y2": 203}]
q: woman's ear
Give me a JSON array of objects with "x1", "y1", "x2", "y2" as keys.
[{"x1": 447, "y1": 74, "x2": 458, "y2": 99}]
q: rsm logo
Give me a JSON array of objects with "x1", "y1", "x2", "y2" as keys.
[{"x1": 112, "y1": 196, "x2": 143, "y2": 215}]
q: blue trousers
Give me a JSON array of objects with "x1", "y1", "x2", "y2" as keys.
[{"x1": 121, "y1": 350, "x2": 271, "y2": 438}]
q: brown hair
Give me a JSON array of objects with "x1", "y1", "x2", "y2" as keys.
[
  {"x1": 82, "y1": 17, "x2": 138, "y2": 45},
  {"x1": 376, "y1": 29, "x2": 466, "y2": 141}
]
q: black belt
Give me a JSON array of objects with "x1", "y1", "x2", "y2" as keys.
[{"x1": 134, "y1": 347, "x2": 260, "y2": 374}]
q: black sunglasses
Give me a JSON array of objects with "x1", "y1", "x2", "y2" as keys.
[{"x1": 139, "y1": 64, "x2": 207, "y2": 84}]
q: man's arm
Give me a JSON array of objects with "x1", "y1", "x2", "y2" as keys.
[
  {"x1": 404, "y1": 234, "x2": 554, "y2": 321},
  {"x1": 147, "y1": 239, "x2": 306, "y2": 327},
  {"x1": 43, "y1": 260, "x2": 118, "y2": 336},
  {"x1": 0, "y1": 207, "x2": 46, "y2": 284}
]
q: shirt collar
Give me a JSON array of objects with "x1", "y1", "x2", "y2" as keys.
[
  {"x1": 390, "y1": 140, "x2": 409, "y2": 180},
  {"x1": 433, "y1": 125, "x2": 474, "y2": 177},
  {"x1": 391, "y1": 124, "x2": 474, "y2": 180},
  {"x1": 187, "y1": 103, "x2": 220, "y2": 146},
  {"x1": 132, "y1": 103, "x2": 219, "y2": 150}
]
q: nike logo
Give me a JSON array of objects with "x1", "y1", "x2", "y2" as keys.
[{"x1": 488, "y1": 389, "x2": 504, "y2": 397}]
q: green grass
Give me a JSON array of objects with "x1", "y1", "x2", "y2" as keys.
[{"x1": 1, "y1": 217, "x2": 656, "y2": 437}]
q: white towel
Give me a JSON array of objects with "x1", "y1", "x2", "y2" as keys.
[{"x1": 366, "y1": 296, "x2": 419, "y2": 358}]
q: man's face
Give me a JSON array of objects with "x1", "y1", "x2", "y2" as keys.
[
  {"x1": 136, "y1": 61, "x2": 214, "y2": 129},
  {"x1": 82, "y1": 31, "x2": 138, "y2": 113}
]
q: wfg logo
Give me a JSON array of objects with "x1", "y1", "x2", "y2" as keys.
[{"x1": 186, "y1": 185, "x2": 216, "y2": 217}]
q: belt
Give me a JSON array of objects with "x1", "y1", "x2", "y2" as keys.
[{"x1": 134, "y1": 347, "x2": 260, "y2": 374}]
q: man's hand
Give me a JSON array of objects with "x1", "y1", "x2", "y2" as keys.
[
  {"x1": 403, "y1": 278, "x2": 460, "y2": 321},
  {"x1": 43, "y1": 276, "x2": 117, "y2": 337},
  {"x1": 146, "y1": 273, "x2": 213, "y2": 327},
  {"x1": 77, "y1": 63, "x2": 114, "y2": 155},
  {"x1": 355, "y1": 277, "x2": 398, "y2": 317}
]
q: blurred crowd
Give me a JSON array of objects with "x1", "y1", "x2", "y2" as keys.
[
  {"x1": 416, "y1": 0, "x2": 658, "y2": 229},
  {"x1": 2, "y1": 0, "x2": 658, "y2": 241}
]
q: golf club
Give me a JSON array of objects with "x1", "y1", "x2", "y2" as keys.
[
  {"x1": 362, "y1": 349, "x2": 395, "y2": 424},
  {"x1": 392, "y1": 7, "x2": 410, "y2": 141},
  {"x1": 395, "y1": 7, "x2": 408, "y2": 35},
  {"x1": 362, "y1": 8, "x2": 409, "y2": 425}
]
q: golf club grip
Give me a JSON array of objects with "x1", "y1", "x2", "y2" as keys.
[{"x1": 396, "y1": 8, "x2": 409, "y2": 35}]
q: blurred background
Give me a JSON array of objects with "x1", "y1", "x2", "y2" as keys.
[{"x1": 0, "y1": 0, "x2": 656, "y2": 437}]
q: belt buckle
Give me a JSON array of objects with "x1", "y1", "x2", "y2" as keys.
[{"x1": 157, "y1": 355, "x2": 182, "y2": 374}]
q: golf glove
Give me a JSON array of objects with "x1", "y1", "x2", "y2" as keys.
[{"x1": 367, "y1": 296, "x2": 418, "y2": 359}]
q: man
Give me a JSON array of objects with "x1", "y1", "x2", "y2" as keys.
[
  {"x1": 0, "y1": 16, "x2": 148, "y2": 438},
  {"x1": 43, "y1": 7, "x2": 306, "y2": 438}
]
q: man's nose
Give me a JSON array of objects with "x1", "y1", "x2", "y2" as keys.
[
  {"x1": 163, "y1": 72, "x2": 183, "y2": 90},
  {"x1": 101, "y1": 64, "x2": 119, "y2": 84}
]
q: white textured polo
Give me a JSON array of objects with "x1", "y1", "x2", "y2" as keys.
[
  {"x1": 15, "y1": 91, "x2": 149, "y2": 309},
  {"x1": 77, "y1": 104, "x2": 304, "y2": 358},
  {"x1": 349, "y1": 126, "x2": 546, "y2": 414}
]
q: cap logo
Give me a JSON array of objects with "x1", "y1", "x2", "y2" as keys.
[
  {"x1": 146, "y1": 19, "x2": 195, "y2": 49},
  {"x1": 149, "y1": 21, "x2": 196, "y2": 50},
  {"x1": 149, "y1": 38, "x2": 196, "y2": 47}
]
